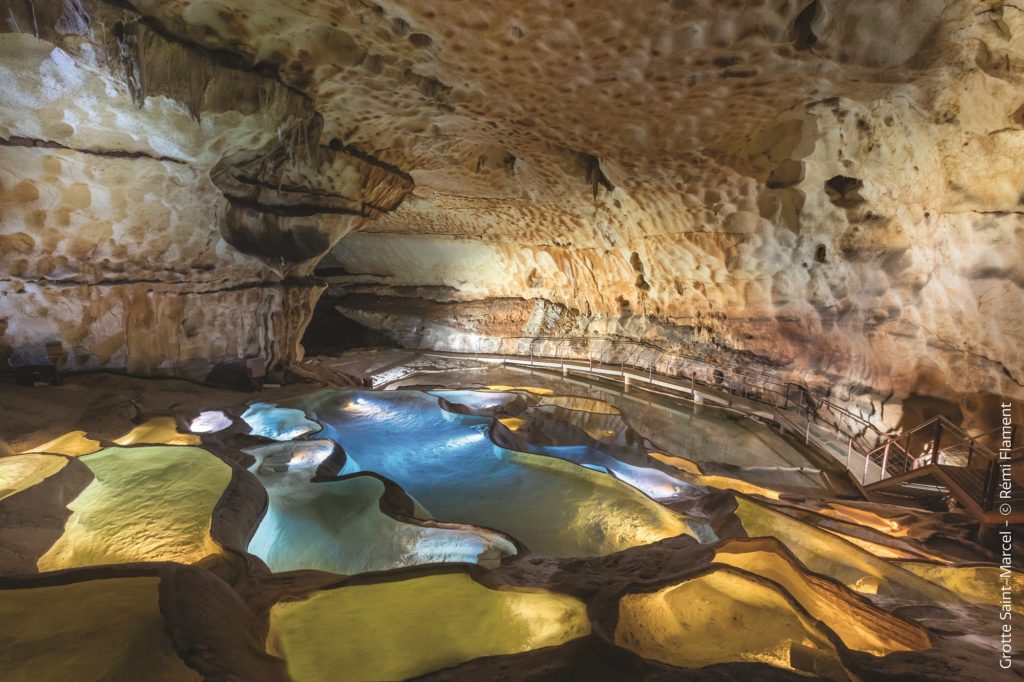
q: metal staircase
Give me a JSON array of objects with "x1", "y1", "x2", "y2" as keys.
[{"x1": 852, "y1": 416, "x2": 1023, "y2": 524}]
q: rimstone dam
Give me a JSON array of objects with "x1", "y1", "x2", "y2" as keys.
[{"x1": 0, "y1": 1, "x2": 1022, "y2": 680}]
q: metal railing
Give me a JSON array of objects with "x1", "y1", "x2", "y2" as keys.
[
  {"x1": 860, "y1": 417, "x2": 1019, "y2": 479},
  {"x1": 394, "y1": 331, "x2": 1018, "y2": 511},
  {"x1": 491, "y1": 335, "x2": 888, "y2": 451},
  {"x1": 858, "y1": 416, "x2": 1021, "y2": 511}
]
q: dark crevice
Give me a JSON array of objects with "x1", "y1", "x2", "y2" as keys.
[
  {"x1": 224, "y1": 176, "x2": 399, "y2": 215},
  {"x1": 326, "y1": 138, "x2": 414, "y2": 182},
  {"x1": 312, "y1": 265, "x2": 354, "y2": 278},
  {"x1": 824, "y1": 175, "x2": 865, "y2": 208},
  {"x1": 629, "y1": 252, "x2": 651, "y2": 291},
  {"x1": 300, "y1": 295, "x2": 393, "y2": 355},
  {"x1": 1011, "y1": 102, "x2": 1024, "y2": 127},
  {"x1": 579, "y1": 152, "x2": 614, "y2": 199},
  {"x1": 1, "y1": 135, "x2": 188, "y2": 164},
  {"x1": 408, "y1": 32, "x2": 432, "y2": 48},
  {"x1": 230, "y1": 175, "x2": 362, "y2": 203},
  {"x1": 792, "y1": 1, "x2": 820, "y2": 51},
  {"x1": 223, "y1": 195, "x2": 367, "y2": 218},
  {"x1": 0, "y1": 276, "x2": 321, "y2": 294}
]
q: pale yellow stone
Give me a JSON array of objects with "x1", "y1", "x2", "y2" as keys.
[
  {"x1": 38, "y1": 446, "x2": 229, "y2": 571},
  {"x1": 896, "y1": 561, "x2": 1024, "y2": 616},
  {"x1": 649, "y1": 451, "x2": 702, "y2": 476},
  {"x1": 733, "y1": 497, "x2": 960, "y2": 602},
  {"x1": 24, "y1": 430, "x2": 102, "y2": 457},
  {"x1": 0, "y1": 577, "x2": 199, "y2": 682},
  {"x1": 615, "y1": 569, "x2": 851, "y2": 679},
  {"x1": 114, "y1": 417, "x2": 202, "y2": 446},
  {"x1": 715, "y1": 541, "x2": 931, "y2": 655},
  {"x1": 486, "y1": 385, "x2": 554, "y2": 395},
  {"x1": 267, "y1": 573, "x2": 590, "y2": 681},
  {"x1": 0, "y1": 454, "x2": 68, "y2": 501}
]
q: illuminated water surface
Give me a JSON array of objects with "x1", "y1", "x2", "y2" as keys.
[
  {"x1": 288, "y1": 390, "x2": 697, "y2": 557},
  {"x1": 246, "y1": 440, "x2": 518, "y2": 574}
]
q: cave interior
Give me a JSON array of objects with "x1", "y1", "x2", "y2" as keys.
[{"x1": 0, "y1": 1, "x2": 1022, "y2": 680}]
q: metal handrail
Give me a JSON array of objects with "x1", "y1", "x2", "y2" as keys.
[
  {"x1": 856, "y1": 414, "x2": 1021, "y2": 512},
  {"x1": 468, "y1": 343, "x2": 879, "y2": 483},
  {"x1": 499, "y1": 335, "x2": 1021, "y2": 471},
  {"x1": 861, "y1": 415, "x2": 1010, "y2": 468},
  {"x1": 394, "y1": 330, "x2": 1015, "y2": 511},
  {"x1": 495, "y1": 334, "x2": 886, "y2": 447},
  {"x1": 391, "y1": 329, "x2": 888, "y2": 450},
  {"x1": 500, "y1": 334, "x2": 789, "y2": 382},
  {"x1": 860, "y1": 415, "x2": 949, "y2": 482}
]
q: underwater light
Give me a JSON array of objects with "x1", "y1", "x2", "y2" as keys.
[
  {"x1": 445, "y1": 433, "x2": 486, "y2": 448},
  {"x1": 189, "y1": 411, "x2": 232, "y2": 434},
  {"x1": 343, "y1": 396, "x2": 388, "y2": 418},
  {"x1": 241, "y1": 403, "x2": 321, "y2": 441},
  {"x1": 288, "y1": 441, "x2": 335, "y2": 467}
]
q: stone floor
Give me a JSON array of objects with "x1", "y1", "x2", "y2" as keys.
[{"x1": 0, "y1": 362, "x2": 1019, "y2": 680}]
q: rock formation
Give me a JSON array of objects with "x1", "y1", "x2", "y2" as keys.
[
  {"x1": 2, "y1": 5, "x2": 1022, "y2": 674},
  {"x1": 1, "y1": 0, "x2": 411, "y2": 378},
  {"x1": 1, "y1": 1, "x2": 1021, "y2": 448},
  {"x1": 0, "y1": 375, "x2": 1018, "y2": 680}
]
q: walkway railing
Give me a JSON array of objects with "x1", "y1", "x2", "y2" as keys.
[
  {"x1": 403, "y1": 333, "x2": 1019, "y2": 518},
  {"x1": 491, "y1": 335, "x2": 888, "y2": 452},
  {"x1": 858, "y1": 415, "x2": 1022, "y2": 512}
]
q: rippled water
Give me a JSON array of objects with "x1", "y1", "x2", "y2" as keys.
[
  {"x1": 246, "y1": 440, "x2": 517, "y2": 574},
  {"x1": 286, "y1": 389, "x2": 697, "y2": 557}
]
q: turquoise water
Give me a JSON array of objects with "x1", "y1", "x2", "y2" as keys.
[
  {"x1": 514, "y1": 441, "x2": 692, "y2": 500},
  {"x1": 245, "y1": 440, "x2": 518, "y2": 575},
  {"x1": 430, "y1": 390, "x2": 695, "y2": 500},
  {"x1": 241, "y1": 403, "x2": 321, "y2": 441},
  {"x1": 287, "y1": 389, "x2": 698, "y2": 557}
]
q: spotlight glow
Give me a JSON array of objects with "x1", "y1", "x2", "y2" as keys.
[
  {"x1": 188, "y1": 411, "x2": 232, "y2": 434},
  {"x1": 241, "y1": 403, "x2": 321, "y2": 441}
]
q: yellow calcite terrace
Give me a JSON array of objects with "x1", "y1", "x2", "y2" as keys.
[
  {"x1": 486, "y1": 385, "x2": 555, "y2": 395},
  {"x1": 818, "y1": 502, "x2": 910, "y2": 537},
  {"x1": 0, "y1": 454, "x2": 68, "y2": 501},
  {"x1": 0, "y1": 577, "x2": 199, "y2": 681},
  {"x1": 649, "y1": 451, "x2": 782, "y2": 499},
  {"x1": 497, "y1": 449, "x2": 696, "y2": 553},
  {"x1": 615, "y1": 568, "x2": 850, "y2": 680},
  {"x1": 648, "y1": 451, "x2": 703, "y2": 476},
  {"x1": 715, "y1": 540, "x2": 931, "y2": 656},
  {"x1": 539, "y1": 395, "x2": 621, "y2": 415},
  {"x1": 896, "y1": 561, "x2": 1024, "y2": 616},
  {"x1": 24, "y1": 431, "x2": 102, "y2": 457},
  {"x1": 114, "y1": 418, "x2": 202, "y2": 446},
  {"x1": 498, "y1": 417, "x2": 526, "y2": 431},
  {"x1": 733, "y1": 497, "x2": 959, "y2": 602},
  {"x1": 37, "y1": 446, "x2": 230, "y2": 571},
  {"x1": 267, "y1": 572, "x2": 590, "y2": 681}
]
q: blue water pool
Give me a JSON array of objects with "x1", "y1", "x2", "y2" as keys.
[
  {"x1": 245, "y1": 440, "x2": 518, "y2": 574},
  {"x1": 285, "y1": 389, "x2": 698, "y2": 557}
]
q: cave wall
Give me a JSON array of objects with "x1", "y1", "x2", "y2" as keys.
[
  {"x1": 305, "y1": 0, "x2": 1023, "y2": 432},
  {"x1": 0, "y1": 0, "x2": 411, "y2": 376},
  {"x1": 0, "y1": 0, "x2": 1021, "y2": 431}
]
